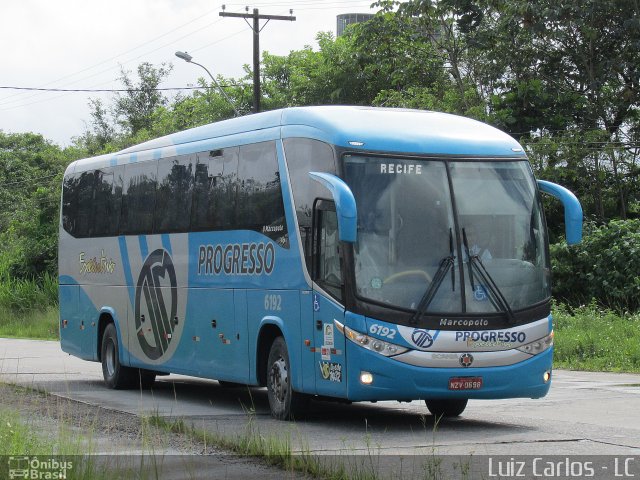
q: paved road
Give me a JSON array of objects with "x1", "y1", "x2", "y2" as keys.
[{"x1": 1, "y1": 338, "x2": 639, "y2": 478}]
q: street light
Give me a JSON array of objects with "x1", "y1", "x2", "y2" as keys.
[{"x1": 174, "y1": 51, "x2": 240, "y2": 117}]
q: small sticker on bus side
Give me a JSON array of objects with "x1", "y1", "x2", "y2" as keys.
[
  {"x1": 321, "y1": 346, "x2": 331, "y2": 361},
  {"x1": 319, "y1": 361, "x2": 342, "y2": 382},
  {"x1": 323, "y1": 324, "x2": 334, "y2": 347}
]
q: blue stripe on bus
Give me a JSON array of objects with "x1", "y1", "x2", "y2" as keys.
[
  {"x1": 138, "y1": 235, "x2": 149, "y2": 259},
  {"x1": 161, "y1": 234, "x2": 172, "y2": 256},
  {"x1": 118, "y1": 236, "x2": 135, "y2": 308}
]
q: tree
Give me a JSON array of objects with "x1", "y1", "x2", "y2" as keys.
[
  {"x1": 379, "y1": 0, "x2": 640, "y2": 223},
  {"x1": 0, "y1": 131, "x2": 71, "y2": 279},
  {"x1": 114, "y1": 62, "x2": 173, "y2": 136}
]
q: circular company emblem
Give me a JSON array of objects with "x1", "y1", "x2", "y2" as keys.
[
  {"x1": 411, "y1": 329, "x2": 434, "y2": 349},
  {"x1": 134, "y1": 249, "x2": 177, "y2": 360},
  {"x1": 459, "y1": 353, "x2": 474, "y2": 367}
]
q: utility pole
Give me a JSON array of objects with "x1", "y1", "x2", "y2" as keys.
[{"x1": 220, "y1": 6, "x2": 296, "y2": 113}]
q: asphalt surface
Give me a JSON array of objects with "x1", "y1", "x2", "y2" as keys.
[{"x1": 1, "y1": 338, "x2": 639, "y2": 478}]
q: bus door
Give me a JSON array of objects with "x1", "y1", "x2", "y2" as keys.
[
  {"x1": 312, "y1": 200, "x2": 347, "y2": 397},
  {"x1": 191, "y1": 288, "x2": 246, "y2": 381}
]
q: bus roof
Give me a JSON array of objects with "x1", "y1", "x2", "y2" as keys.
[{"x1": 67, "y1": 106, "x2": 525, "y2": 174}]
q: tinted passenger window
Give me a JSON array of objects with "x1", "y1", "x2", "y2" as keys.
[
  {"x1": 155, "y1": 156, "x2": 194, "y2": 233},
  {"x1": 237, "y1": 142, "x2": 288, "y2": 246},
  {"x1": 62, "y1": 174, "x2": 79, "y2": 236},
  {"x1": 120, "y1": 162, "x2": 157, "y2": 235},
  {"x1": 75, "y1": 171, "x2": 95, "y2": 237},
  {"x1": 191, "y1": 148, "x2": 239, "y2": 231},
  {"x1": 282, "y1": 138, "x2": 336, "y2": 267},
  {"x1": 93, "y1": 168, "x2": 122, "y2": 237}
]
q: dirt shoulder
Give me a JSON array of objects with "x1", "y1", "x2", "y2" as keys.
[{"x1": 0, "y1": 382, "x2": 306, "y2": 479}]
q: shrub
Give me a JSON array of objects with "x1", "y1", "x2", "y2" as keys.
[{"x1": 550, "y1": 219, "x2": 640, "y2": 311}]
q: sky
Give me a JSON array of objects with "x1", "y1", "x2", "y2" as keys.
[{"x1": 0, "y1": 0, "x2": 376, "y2": 146}]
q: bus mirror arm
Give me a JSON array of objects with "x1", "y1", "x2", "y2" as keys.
[
  {"x1": 537, "y1": 180, "x2": 583, "y2": 245},
  {"x1": 309, "y1": 172, "x2": 357, "y2": 243}
]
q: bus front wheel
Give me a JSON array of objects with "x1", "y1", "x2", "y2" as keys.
[
  {"x1": 101, "y1": 323, "x2": 155, "y2": 389},
  {"x1": 266, "y1": 337, "x2": 309, "y2": 420},
  {"x1": 425, "y1": 399, "x2": 468, "y2": 417}
]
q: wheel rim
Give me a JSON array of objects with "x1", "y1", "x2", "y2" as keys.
[
  {"x1": 105, "y1": 340, "x2": 116, "y2": 377},
  {"x1": 269, "y1": 356, "x2": 288, "y2": 404}
]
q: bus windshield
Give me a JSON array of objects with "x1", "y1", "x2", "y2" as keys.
[{"x1": 344, "y1": 155, "x2": 550, "y2": 316}]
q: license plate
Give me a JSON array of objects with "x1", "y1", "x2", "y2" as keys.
[{"x1": 448, "y1": 377, "x2": 483, "y2": 390}]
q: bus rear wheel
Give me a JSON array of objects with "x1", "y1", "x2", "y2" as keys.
[
  {"x1": 101, "y1": 323, "x2": 155, "y2": 389},
  {"x1": 266, "y1": 336, "x2": 309, "y2": 420},
  {"x1": 425, "y1": 399, "x2": 468, "y2": 417}
]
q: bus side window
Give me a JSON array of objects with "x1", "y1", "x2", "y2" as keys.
[
  {"x1": 120, "y1": 161, "x2": 157, "y2": 235},
  {"x1": 75, "y1": 171, "x2": 96, "y2": 237},
  {"x1": 93, "y1": 168, "x2": 122, "y2": 237},
  {"x1": 62, "y1": 174, "x2": 79, "y2": 236},
  {"x1": 238, "y1": 141, "x2": 288, "y2": 246},
  {"x1": 282, "y1": 138, "x2": 337, "y2": 272},
  {"x1": 313, "y1": 201, "x2": 343, "y2": 302},
  {"x1": 154, "y1": 155, "x2": 194, "y2": 233},
  {"x1": 191, "y1": 148, "x2": 238, "y2": 232}
]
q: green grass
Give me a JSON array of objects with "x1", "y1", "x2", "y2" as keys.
[
  {"x1": 150, "y1": 411, "x2": 472, "y2": 480},
  {"x1": 553, "y1": 303, "x2": 640, "y2": 372},
  {"x1": 0, "y1": 408, "x2": 51, "y2": 455},
  {"x1": 149, "y1": 413, "x2": 380, "y2": 480},
  {"x1": 0, "y1": 272, "x2": 57, "y2": 314},
  {"x1": 0, "y1": 305, "x2": 59, "y2": 340},
  {"x1": 0, "y1": 406, "x2": 110, "y2": 479},
  {"x1": 0, "y1": 385, "x2": 205, "y2": 480}
]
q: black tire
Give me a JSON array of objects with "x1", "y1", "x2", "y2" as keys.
[
  {"x1": 266, "y1": 336, "x2": 309, "y2": 420},
  {"x1": 101, "y1": 323, "x2": 155, "y2": 389},
  {"x1": 425, "y1": 399, "x2": 468, "y2": 418}
]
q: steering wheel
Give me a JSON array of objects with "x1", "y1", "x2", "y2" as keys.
[{"x1": 384, "y1": 270, "x2": 433, "y2": 284}]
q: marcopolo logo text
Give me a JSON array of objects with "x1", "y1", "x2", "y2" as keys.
[{"x1": 440, "y1": 318, "x2": 489, "y2": 327}]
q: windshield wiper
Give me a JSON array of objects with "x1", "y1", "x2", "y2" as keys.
[
  {"x1": 462, "y1": 228, "x2": 516, "y2": 324},
  {"x1": 410, "y1": 228, "x2": 456, "y2": 324}
]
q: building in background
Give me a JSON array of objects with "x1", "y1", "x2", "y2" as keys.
[{"x1": 336, "y1": 13, "x2": 374, "y2": 36}]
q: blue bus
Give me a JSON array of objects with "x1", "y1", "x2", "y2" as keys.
[{"x1": 59, "y1": 106, "x2": 582, "y2": 419}]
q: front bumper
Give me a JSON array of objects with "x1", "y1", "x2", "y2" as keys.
[{"x1": 345, "y1": 342, "x2": 553, "y2": 401}]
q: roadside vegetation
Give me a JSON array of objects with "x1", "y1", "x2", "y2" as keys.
[
  {"x1": 150, "y1": 412, "x2": 463, "y2": 480},
  {"x1": 0, "y1": 401, "x2": 108, "y2": 479},
  {"x1": 0, "y1": 383, "x2": 230, "y2": 480},
  {"x1": 1, "y1": 0, "x2": 640, "y2": 371},
  {"x1": 553, "y1": 303, "x2": 640, "y2": 373}
]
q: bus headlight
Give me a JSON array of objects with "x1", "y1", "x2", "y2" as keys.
[
  {"x1": 516, "y1": 331, "x2": 554, "y2": 355},
  {"x1": 337, "y1": 322, "x2": 408, "y2": 357}
]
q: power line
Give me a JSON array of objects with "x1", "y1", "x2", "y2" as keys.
[
  {"x1": 0, "y1": 6, "x2": 224, "y2": 107},
  {"x1": 0, "y1": 80, "x2": 244, "y2": 112},
  {"x1": 0, "y1": 85, "x2": 231, "y2": 93},
  {"x1": 0, "y1": 19, "x2": 247, "y2": 113},
  {"x1": 0, "y1": 1, "x2": 370, "y2": 112},
  {"x1": 0, "y1": 18, "x2": 228, "y2": 110},
  {"x1": 0, "y1": 173, "x2": 62, "y2": 188}
]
